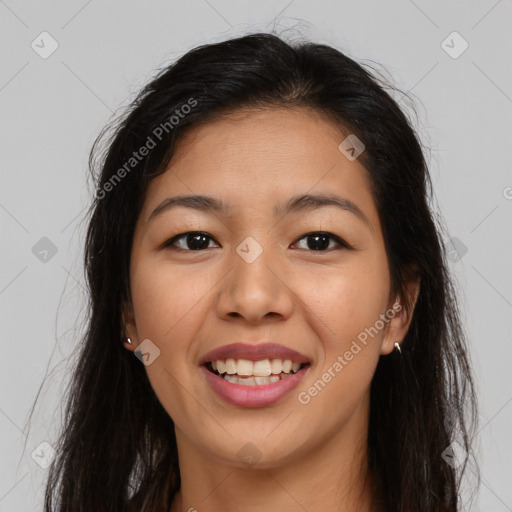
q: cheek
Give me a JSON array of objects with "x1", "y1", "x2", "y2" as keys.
[
  {"x1": 130, "y1": 261, "x2": 205, "y2": 341},
  {"x1": 294, "y1": 255, "x2": 389, "y2": 419},
  {"x1": 295, "y1": 346, "x2": 378, "y2": 442},
  {"x1": 129, "y1": 262, "x2": 211, "y2": 424},
  {"x1": 300, "y1": 254, "x2": 390, "y2": 348},
  {"x1": 295, "y1": 262, "x2": 388, "y2": 407}
]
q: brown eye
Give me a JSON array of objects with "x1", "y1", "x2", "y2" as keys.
[
  {"x1": 163, "y1": 232, "x2": 218, "y2": 251},
  {"x1": 292, "y1": 232, "x2": 350, "y2": 251},
  {"x1": 162, "y1": 231, "x2": 350, "y2": 252}
]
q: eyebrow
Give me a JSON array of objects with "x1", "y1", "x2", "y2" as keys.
[{"x1": 147, "y1": 193, "x2": 372, "y2": 229}]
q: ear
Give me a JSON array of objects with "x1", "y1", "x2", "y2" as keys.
[
  {"x1": 380, "y1": 266, "x2": 421, "y2": 355},
  {"x1": 121, "y1": 299, "x2": 139, "y2": 352}
]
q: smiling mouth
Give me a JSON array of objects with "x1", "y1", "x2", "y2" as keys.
[{"x1": 204, "y1": 360, "x2": 311, "y2": 386}]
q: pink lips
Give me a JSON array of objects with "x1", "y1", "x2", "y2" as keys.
[
  {"x1": 199, "y1": 364, "x2": 310, "y2": 408},
  {"x1": 198, "y1": 342, "x2": 311, "y2": 408}
]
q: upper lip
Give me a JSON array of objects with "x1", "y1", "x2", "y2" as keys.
[{"x1": 199, "y1": 342, "x2": 311, "y2": 365}]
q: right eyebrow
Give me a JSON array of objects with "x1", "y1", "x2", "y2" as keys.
[{"x1": 148, "y1": 195, "x2": 232, "y2": 223}]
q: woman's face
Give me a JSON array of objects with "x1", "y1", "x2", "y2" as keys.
[{"x1": 124, "y1": 107, "x2": 417, "y2": 469}]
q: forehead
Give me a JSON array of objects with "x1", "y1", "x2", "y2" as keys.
[{"x1": 139, "y1": 107, "x2": 379, "y2": 227}]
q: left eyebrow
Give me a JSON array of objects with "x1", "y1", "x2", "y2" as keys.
[
  {"x1": 274, "y1": 193, "x2": 372, "y2": 230},
  {"x1": 147, "y1": 193, "x2": 372, "y2": 231}
]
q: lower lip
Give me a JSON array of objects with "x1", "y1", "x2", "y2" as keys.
[{"x1": 199, "y1": 364, "x2": 309, "y2": 408}]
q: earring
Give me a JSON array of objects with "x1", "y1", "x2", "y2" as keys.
[
  {"x1": 126, "y1": 337, "x2": 132, "y2": 345},
  {"x1": 394, "y1": 342, "x2": 401, "y2": 354}
]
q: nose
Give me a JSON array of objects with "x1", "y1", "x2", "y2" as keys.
[{"x1": 215, "y1": 244, "x2": 294, "y2": 325}]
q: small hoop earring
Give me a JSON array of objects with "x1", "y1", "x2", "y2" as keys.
[
  {"x1": 126, "y1": 337, "x2": 132, "y2": 345},
  {"x1": 394, "y1": 342, "x2": 401, "y2": 354}
]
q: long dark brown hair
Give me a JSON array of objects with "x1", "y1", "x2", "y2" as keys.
[{"x1": 34, "y1": 32, "x2": 478, "y2": 511}]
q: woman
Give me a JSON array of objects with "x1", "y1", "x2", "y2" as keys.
[{"x1": 42, "y1": 32, "x2": 478, "y2": 511}]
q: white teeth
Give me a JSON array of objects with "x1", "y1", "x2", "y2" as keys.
[
  {"x1": 236, "y1": 359, "x2": 254, "y2": 376},
  {"x1": 209, "y1": 357, "x2": 307, "y2": 384},
  {"x1": 211, "y1": 357, "x2": 303, "y2": 377},
  {"x1": 239, "y1": 376, "x2": 256, "y2": 386},
  {"x1": 282, "y1": 359, "x2": 292, "y2": 373},
  {"x1": 225, "y1": 358, "x2": 237, "y2": 374},
  {"x1": 223, "y1": 374, "x2": 288, "y2": 385},
  {"x1": 253, "y1": 359, "x2": 271, "y2": 376},
  {"x1": 270, "y1": 358, "x2": 282, "y2": 374}
]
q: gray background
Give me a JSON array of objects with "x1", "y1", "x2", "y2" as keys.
[{"x1": 1, "y1": 0, "x2": 511, "y2": 510}]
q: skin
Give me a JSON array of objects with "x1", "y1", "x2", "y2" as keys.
[{"x1": 122, "y1": 107, "x2": 420, "y2": 512}]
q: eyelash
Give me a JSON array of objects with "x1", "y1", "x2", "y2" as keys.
[{"x1": 161, "y1": 231, "x2": 351, "y2": 252}]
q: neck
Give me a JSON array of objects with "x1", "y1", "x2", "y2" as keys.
[{"x1": 169, "y1": 395, "x2": 382, "y2": 512}]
